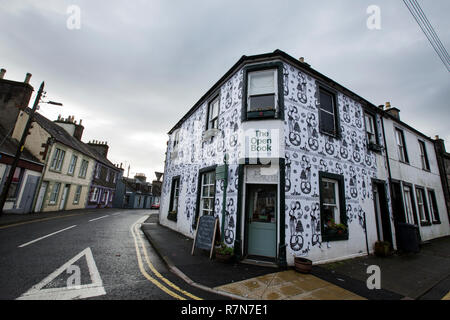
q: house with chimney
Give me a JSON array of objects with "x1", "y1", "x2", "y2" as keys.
[
  {"x1": 85, "y1": 140, "x2": 121, "y2": 209},
  {"x1": 159, "y1": 49, "x2": 450, "y2": 267},
  {"x1": 0, "y1": 70, "x2": 44, "y2": 213},
  {"x1": 12, "y1": 113, "x2": 97, "y2": 212},
  {"x1": 380, "y1": 102, "x2": 449, "y2": 251}
]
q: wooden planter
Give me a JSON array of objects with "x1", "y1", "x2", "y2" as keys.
[
  {"x1": 374, "y1": 241, "x2": 391, "y2": 257},
  {"x1": 215, "y1": 253, "x2": 233, "y2": 263},
  {"x1": 294, "y1": 257, "x2": 312, "y2": 273}
]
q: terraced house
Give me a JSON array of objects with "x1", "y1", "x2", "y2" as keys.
[{"x1": 160, "y1": 49, "x2": 450, "y2": 267}]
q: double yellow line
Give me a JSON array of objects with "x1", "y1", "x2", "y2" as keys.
[{"x1": 130, "y1": 216, "x2": 202, "y2": 300}]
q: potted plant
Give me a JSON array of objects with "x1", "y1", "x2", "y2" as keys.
[
  {"x1": 294, "y1": 257, "x2": 312, "y2": 273},
  {"x1": 215, "y1": 242, "x2": 234, "y2": 263},
  {"x1": 374, "y1": 241, "x2": 391, "y2": 257}
]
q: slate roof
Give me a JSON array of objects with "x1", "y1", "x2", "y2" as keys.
[
  {"x1": 28, "y1": 110, "x2": 118, "y2": 171},
  {"x1": 0, "y1": 123, "x2": 43, "y2": 165}
]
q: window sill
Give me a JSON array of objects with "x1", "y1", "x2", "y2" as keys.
[
  {"x1": 368, "y1": 143, "x2": 383, "y2": 153},
  {"x1": 420, "y1": 221, "x2": 432, "y2": 227},
  {"x1": 202, "y1": 128, "x2": 220, "y2": 142},
  {"x1": 319, "y1": 129, "x2": 340, "y2": 140},
  {"x1": 322, "y1": 232, "x2": 349, "y2": 242},
  {"x1": 432, "y1": 220, "x2": 441, "y2": 225},
  {"x1": 245, "y1": 110, "x2": 276, "y2": 120},
  {"x1": 167, "y1": 211, "x2": 178, "y2": 222}
]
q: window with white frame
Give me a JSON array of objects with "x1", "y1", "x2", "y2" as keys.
[
  {"x1": 95, "y1": 164, "x2": 101, "y2": 179},
  {"x1": 319, "y1": 172, "x2": 348, "y2": 240},
  {"x1": 395, "y1": 128, "x2": 408, "y2": 163},
  {"x1": 79, "y1": 159, "x2": 89, "y2": 178},
  {"x1": 200, "y1": 171, "x2": 215, "y2": 216},
  {"x1": 106, "y1": 169, "x2": 110, "y2": 182},
  {"x1": 319, "y1": 88, "x2": 338, "y2": 136},
  {"x1": 364, "y1": 113, "x2": 376, "y2": 144},
  {"x1": 68, "y1": 155, "x2": 78, "y2": 175},
  {"x1": 90, "y1": 187, "x2": 99, "y2": 202},
  {"x1": 427, "y1": 189, "x2": 440, "y2": 223},
  {"x1": 247, "y1": 69, "x2": 277, "y2": 113},
  {"x1": 207, "y1": 96, "x2": 220, "y2": 130},
  {"x1": 49, "y1": 182, "x2": 61, "y2": 204},
  {"x1": 415, "y1": 187, "x2": 430, "y2": 223},
  {"x1": 73, "y1": 185, "x2": 82, "y2": 204},
  {"x1": 403, "y1": 185, "x2": 415, "y2": 224},
  {"x1": 50, "y1": 148, "x2": 66, "y2": 171},
  {"x1": 418, "y1": 140, "x2": 430, "y2": 171}
]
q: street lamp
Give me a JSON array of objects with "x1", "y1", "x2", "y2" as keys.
[{"x1": 0, "y1": 81, "x2": 63, "y2": 214}]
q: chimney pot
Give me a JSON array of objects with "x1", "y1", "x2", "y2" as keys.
[
  {"x1": 435, "y1": 135, "x2": 440, "y2": 140},
  {"x1": 24, "y1": 73, "x2": 32, "y2": 84},
  {"x1": 299, "y1": 57, "x2": 305, "y2": 63},
  {"x1": 385, "y1": 101, "x2": 391, "y2": 109},
  {"x1": 0, "y1": 69, "x2": 6, "y2": 79}
]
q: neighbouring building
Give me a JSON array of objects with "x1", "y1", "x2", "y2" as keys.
[
  {"x1": 85, "y1": 140, "x2": 121, "y2": 209},
  {"x1": 12, "y1": 112, "x2": 97, "y2": 212},
  {"x1": 113, "y1": 173, "x2": 153, "y2": 209},
  {"x1": 380, "y1": 104, "x2": 449, "y2": 248},
  {"x1": 0, "y1": 70, "x2": 44, "y2": 213},
  {"x1": 0, "y1": 124, "x2": 44, "y2": 213},
  {"x1": 159, "y1": 49, "x2": 450, "y2": 267},
  {"x1": 433, "y1": 136, "x2": 450, "y2": 218}
]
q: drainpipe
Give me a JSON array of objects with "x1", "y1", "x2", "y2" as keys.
[{"x1": 220, "y1": 156, "x2": 228, "y2": 242}]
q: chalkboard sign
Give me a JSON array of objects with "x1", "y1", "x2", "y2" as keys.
[{"x1": 191, "y1": 215, "x2": 218, "y2": 259}]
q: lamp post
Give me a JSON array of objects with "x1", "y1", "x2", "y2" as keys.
[{"x1": 0, "y1": 81, "x2": 62, "y2": 214}]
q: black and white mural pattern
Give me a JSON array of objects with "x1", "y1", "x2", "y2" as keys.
[
  {"x1": 161, "y1": 69, "x2": 244, "y2": 241},
  {"x1": 283, "y1": 62, "x2": 382, "y2": 259}
]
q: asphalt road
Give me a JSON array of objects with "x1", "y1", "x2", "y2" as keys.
[{"x1": 0, "y1": 209, "x2": 226, "y2": 300}]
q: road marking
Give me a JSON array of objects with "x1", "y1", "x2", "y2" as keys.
[
  {"x1": 88, "y1": 215, "x2": 109, "y2": 222},
  {"x1": 130, "y1": 217, "x2": 202, "y2": 300},
  {"x1": 17, "y1": 247, "x2": 106, "y2": 300},
  {"x1": 18, "y1": 225, "x2": 77, "y2": 248}
]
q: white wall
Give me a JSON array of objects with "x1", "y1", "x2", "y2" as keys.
[{"x1": 383, "y1": 116, "x2": 450, "y2": 240}]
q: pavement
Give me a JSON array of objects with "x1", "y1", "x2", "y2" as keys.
[{"x1": 141, "y1": 213, "x2": 450, "y2": 300}]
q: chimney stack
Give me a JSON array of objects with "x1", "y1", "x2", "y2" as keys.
[
  {"x1": 0, "y1": 69, "x2": 6, "y2": 79},
  {"x1": 24, "y1": 73, "x2": 32, "y2": 84},
  {"x1": 384, "y1": 101, "x2": 400, "y2": 120}
]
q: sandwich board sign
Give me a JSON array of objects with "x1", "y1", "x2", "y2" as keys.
[{"x1": 191, "y1": 215, "x2": 218, "y2": 259}]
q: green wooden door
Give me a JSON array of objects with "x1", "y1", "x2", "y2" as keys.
[{"x1": 247, "y1": 184, "x2": 277, "y2": 258}]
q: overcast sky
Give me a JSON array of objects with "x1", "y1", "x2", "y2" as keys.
[{"x1": 1, "y1": 0, "x2": 449, "y2": 180}]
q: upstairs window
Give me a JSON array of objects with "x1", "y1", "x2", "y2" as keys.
[
  {"x1": 50, "y1": 148, "x2": 66, "y2": 171},
  {"x1": 418, "y1": 140, "x2": 430, "y2": 171},
  {"x1": 318, "y1": 88, "x2": 338, "y2": 137},
  {"x1": 248, "y1": 69, "x2": 277, "y2": 112},
  {"x1": 79, "y1": 159, "x2": 89, "y2": 178},
  {"x1": 207, "y1": 96, "x2": 220, "y2": 130},
  {"x1": 364, "y1": 113, "x2": 377, "y2": 145},
  {"x1": 173, "y1": 130, "x2": 180, "y2": 149},
  {"x1": 68, "y1": 155, "x2": 78, "y2": 175},
  {"x1": 395, "y1": 128, "x2": 408, "y2": 163}
]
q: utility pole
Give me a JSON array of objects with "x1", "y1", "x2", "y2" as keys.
[{"x1": 0, "y1": 82, "x2": 45, "y2": 214}]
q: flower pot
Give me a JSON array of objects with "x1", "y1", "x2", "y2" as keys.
[
  {"x1": 294, "y1": 257, "x2": 312, "y2": 273},
  {"x1": 374, "y1": 241, "x2": 391, "y2": 257},
  {"x1": 215, "y1": 253, "x2": 233, "y2": 263}
]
